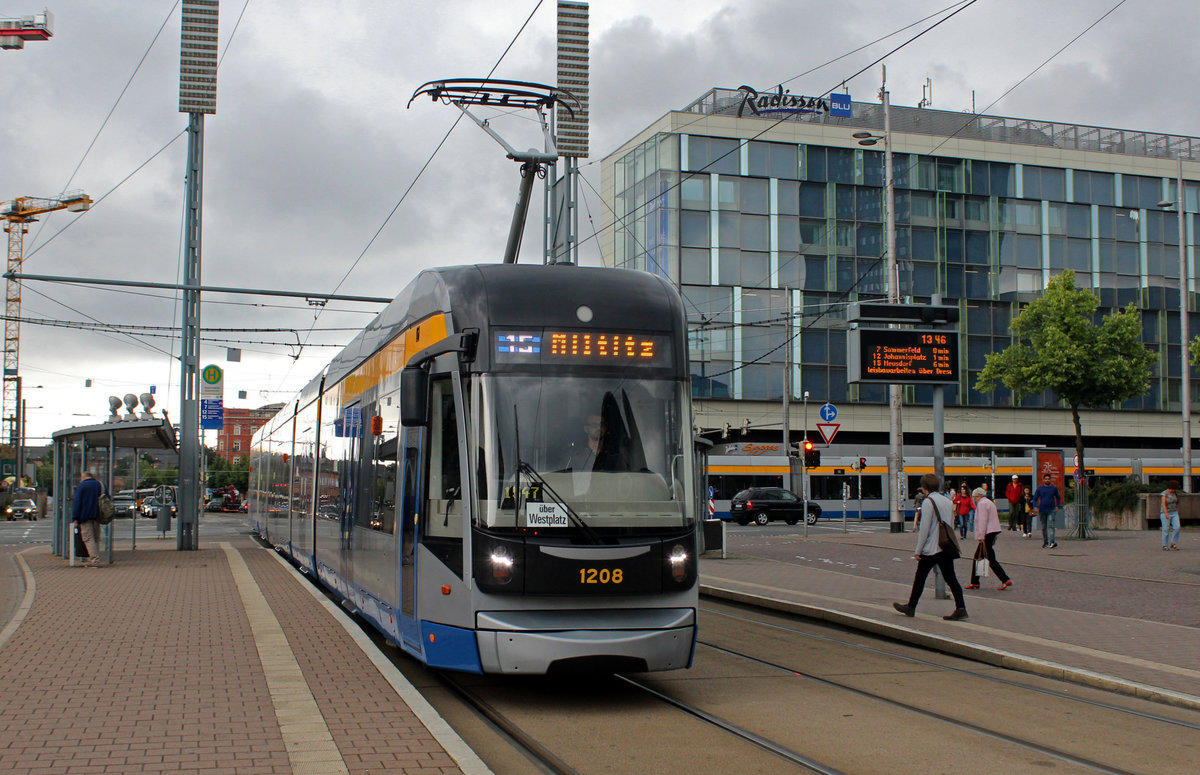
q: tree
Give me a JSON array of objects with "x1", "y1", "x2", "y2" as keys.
[
  {"x1": 205, "y1": 448, "x2": 249, "y2": 492},
  {"x1": 975, "y1": 271, "x2": 1156, "y2": 523}
]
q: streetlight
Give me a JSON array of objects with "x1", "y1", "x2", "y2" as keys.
[
  {"x1": 853, "y1": 65, "x2": 904, "y2": 532},
  {"x1": 1160, "y1": 155, "x2": 1191, "y2": 492}
]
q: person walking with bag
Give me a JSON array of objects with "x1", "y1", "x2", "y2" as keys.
[
  {"x1": 894, "y1": 473, "x2": 969, "y2": 621},
  {"x1": 71, "y1": 471, "x2": 104, "y2": 568},
  {"x1": 1160, "y1": 480, "x2": 1181, "y2": 551},
  {"x1": 965, "y1": 487, "x2": 1012, "y2": 591}
]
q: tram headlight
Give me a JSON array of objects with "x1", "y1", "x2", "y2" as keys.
[
  {"x1": 489, "y1": 545, "x2": 515, "y2": 585},
  {"x1": 667, "y1": 543, "x2": 689, "y2": 584}
]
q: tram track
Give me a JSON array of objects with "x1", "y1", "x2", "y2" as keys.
[
  {"x1": 693, "y1": 640, "x2": 1140, "y2": 775},
  {"x1": 702, "y1": 602, "x2": 1200, "y2": 732},
  {"x1": 435, "y1": 669, "x2": 580, "y2": 775},
  {"x1": 613, "y1": 674, "x2": 846, "y2": 775},
  {"x1": 436, "y1": 666, "x2": 848, "y2": 774},
  {"x1": 683, "y1": 598, "x2": 1200, "y2": 774}
]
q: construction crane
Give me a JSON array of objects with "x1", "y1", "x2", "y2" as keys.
[
  {"x1": 0, "y1": 10, "x2": 53, "y2": 50},
  {"x1": 1, "y1": 192, "x2": 92, "y2": 444}
]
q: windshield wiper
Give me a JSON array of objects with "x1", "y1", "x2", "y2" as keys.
[{"x1": 518, "y1": 461, "x2": 603, "y2": 545}]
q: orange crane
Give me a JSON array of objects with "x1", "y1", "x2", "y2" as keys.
[{"x1": 1, "y1": 192, "x2": 92, "y2": 442}]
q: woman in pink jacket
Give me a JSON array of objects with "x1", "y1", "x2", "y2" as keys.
[{"x1": 965, "y1": 487, "x2": 1012, "y2": 591}]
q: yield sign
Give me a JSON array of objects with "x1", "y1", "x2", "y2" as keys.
[{"x1": 816, "y1": 423, "x2": 840, "y2": 445}]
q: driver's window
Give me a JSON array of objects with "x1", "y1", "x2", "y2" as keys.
[{"x1": 423, "y1": 377, "x2": 462, "y2": 540}]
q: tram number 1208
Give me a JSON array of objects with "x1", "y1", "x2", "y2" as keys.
[{"x1": 579, "y1": 567, "x2": 624, "y2": 585}]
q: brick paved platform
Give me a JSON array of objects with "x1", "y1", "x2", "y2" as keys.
[
  {"x1": 701, "y1": 524, "x2": 1200, "y2": 710},
  {"x1": 0, "y1": 536, "x2": 490, "y2": 775},
  {"x1": 4, "y1": 523, "x2": 1196, "y2": 773}
]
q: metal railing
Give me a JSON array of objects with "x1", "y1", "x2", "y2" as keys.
[{"x1": 682, "y1": 88, "x2": 1200, "y2": 162}]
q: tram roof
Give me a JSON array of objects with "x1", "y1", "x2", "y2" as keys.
[{"x1": 305, "y1": 263, "x2": 681, "y2": 395}]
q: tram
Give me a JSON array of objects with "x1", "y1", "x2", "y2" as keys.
[
  {"x1": 707, "y1": 450, "x2": 1188, "y2": 521},
  {"x1": 249, "y1": 263, "x2": 699, "y2": 674}
]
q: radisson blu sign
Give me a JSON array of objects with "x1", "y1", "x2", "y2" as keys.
[{"x1": 736, "y1": 85, "x2": 853, "y2": 118}]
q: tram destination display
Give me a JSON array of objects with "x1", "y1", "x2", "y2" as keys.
[
  {"x1": 494, "y1": 329, "x2": 672, "y2": 366},
  {"x1": 847, "y1": 328, "x2": 959, "y2": 384}
]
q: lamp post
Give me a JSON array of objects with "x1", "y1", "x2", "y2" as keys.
[
  {"x1": 802, "y1": 390, "x2": 810, "y2": 538},
  {"x1": 1160, "y1": 156, "x2": 1191, "y2": 491},
  {"x1": 853, "y1": 66, "x2": 904, "y2": 532}
]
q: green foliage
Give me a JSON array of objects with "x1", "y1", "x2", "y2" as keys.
[
  {"x1": 1190, "y1": 335, "x2": 1200, "y2": 367},
  {"x1": 206, "y1": 449, "x2": 249, "y2": 491},
  {"x1": 137, "y1": 467, "x2": 179, "y2": 489},
  {"x1": 1089, "y1": 477, "x2": 1164, "y2": 514},
  {"x1": 975, "y1": 270, "x2": 1156, "y2": 479},
  {"x1": 35, "y1": 459, "x2": 54, "y2": 495},
  {"x1": 975, "y1": 271, "x2": 1155, "y2": 408}
]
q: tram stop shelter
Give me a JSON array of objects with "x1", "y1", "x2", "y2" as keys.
[{"x1": 50, "y1": 416, "x2": 178, "y2": 562}]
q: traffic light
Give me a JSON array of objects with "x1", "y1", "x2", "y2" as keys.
[
  {"x1": 859, "y1": 457, "x2": 867, "y2": 471},
  {"x1": 803, "y1": 439, "x2": 820, "y2": 468},
  {"x1": 788, "y1": 442, "x2": 802, "y2": 458}
]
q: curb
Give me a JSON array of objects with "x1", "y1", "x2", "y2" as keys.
[
  {"x1": 261, "y1": 545, "x2": 494, "y2": 775},
  {"x1": 701, "y1": 583, "x2": 1200, "y2": 713},
  {"x1": 0, "y1": 547, "x2": 38, "y2": 652}
]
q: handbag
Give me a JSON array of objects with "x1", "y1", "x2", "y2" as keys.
[
  {"x1": 972, "y1": 540, "x2": 990, "y2": 576},
  {"x1": 932, "y1": 500, "x2": 960, "y2": 559}
]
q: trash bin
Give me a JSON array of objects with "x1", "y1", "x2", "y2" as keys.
[
  {"x1": 701, "y1": 518, "x2": 725, "y2": 556},
  {"x1": 156, "y1": 504, "x2": 171, "y2": 535}
]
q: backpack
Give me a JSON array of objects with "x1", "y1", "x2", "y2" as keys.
[{"x1": 97, "y1": 494, "x2": 115, "y2": 525}]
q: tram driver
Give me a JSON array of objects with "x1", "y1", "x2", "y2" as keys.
[{"x1": 564, "y1": 412, "x2": 624, "y2": 472}]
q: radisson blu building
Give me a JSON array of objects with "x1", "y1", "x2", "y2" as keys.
[{"x1": 600, "y1": 86, "x2": 1199, "y2": 510}]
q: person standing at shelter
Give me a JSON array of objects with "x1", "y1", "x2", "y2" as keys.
[
  {"x1": 1005, "y1": 475, "x2": 1023, "y2": 531},
  {"x1": 71, "y1": 471, "x2": 104, "y2": 568},
  {"x1": 1032, "y1": 473, "x2": 1062, "y2": 549},
  {"x1": 1160, "y1": 480, "x2": 1181, "y2": 551},
  {"x1": 965, "y1": 487, "x2": 1012, "y2": 590},
  {"x1": 893, "y1": 473, "x2": 968, "y2": 621}
]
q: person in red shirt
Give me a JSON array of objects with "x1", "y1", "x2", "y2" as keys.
[
  {"x1": 953, "y1": 483, "x2": 973, "y2": 539},
  {"x1": 1005, "y1": 475, "x2": 1024, "y2": 531}
]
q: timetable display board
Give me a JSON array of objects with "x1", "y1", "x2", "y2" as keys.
[{"x1": 847, "y1": 328, "x2": 959, "y2": 384}]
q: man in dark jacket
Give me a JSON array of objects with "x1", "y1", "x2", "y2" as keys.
[
  {"x1": 1032, "y1": 473, "x2": 1063, "y2": 549},
  {"x1": 72, "y1": 471, "x2": 104, "y2": 567}
]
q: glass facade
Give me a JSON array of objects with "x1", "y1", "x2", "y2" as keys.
[{"x1": 610, "y1": 126, "x2": 1199, "y2": 413}]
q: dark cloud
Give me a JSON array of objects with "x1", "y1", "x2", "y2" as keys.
[{"x1": 4, "y1": 0, "x2": 1198, "y2": 440}]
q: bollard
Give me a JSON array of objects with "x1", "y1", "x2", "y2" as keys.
[{"x1": 934, "y1": 565, "x2": 947, "y2": 599}]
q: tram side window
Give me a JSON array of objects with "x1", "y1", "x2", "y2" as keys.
[
  {"x1": 422, "y1": 377, "x2": 464, "y2": 548},
  {"x1": 810, "y1": 475, "x2": 882, "y2": 500},
  {"x1": 356, "y1": 400, "x2": 398, "y2": 534},
  {"x1": 709, "y1": 474, "x2": 783, "y2": 500}
]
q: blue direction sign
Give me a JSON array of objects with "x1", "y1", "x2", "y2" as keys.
[
  {"x1": 200, "y1": 398, "x2": 223, "y2": 430},
  {"x1": 819, "y1": 403, "x2": 838, "y2": 422}
]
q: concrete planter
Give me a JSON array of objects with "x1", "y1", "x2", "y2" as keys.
[{"x1": 1090, "y1": 507, "x2": 1143, "y2": 531}]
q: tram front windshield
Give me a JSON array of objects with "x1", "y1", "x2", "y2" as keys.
[{"x1": 476, "y1": 375, "x2": 693, "y2": 535}]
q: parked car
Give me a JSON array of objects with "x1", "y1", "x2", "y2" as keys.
[
  {"x1": 5, "y1": 498, "x2": 37, "y2": 520},
  {"x1": 729, "y1": 487, "x2": 822, "y2": 526},
  {"x1": 141, "y1": 495, "x2": 177, "y2": 518}
]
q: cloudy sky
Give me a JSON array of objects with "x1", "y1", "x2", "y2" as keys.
[{"x1": 2, "y1": 0, "x2": 1195, "y2": 447}]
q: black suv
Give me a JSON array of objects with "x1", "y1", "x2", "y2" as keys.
[{"x1": 729, "y1": 488, "x2": 822, "y2": 526}]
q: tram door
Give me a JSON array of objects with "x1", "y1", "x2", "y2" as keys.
[{"x1": 398, "y1": 424, "x2": 422, "y2": 648}]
